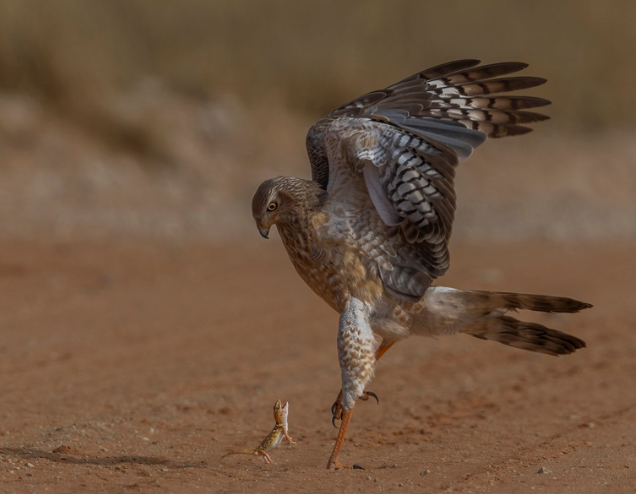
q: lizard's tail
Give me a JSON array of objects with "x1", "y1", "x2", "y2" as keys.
[{"x1": 222, "y1": 449, "x2": 258, "y2": 459}]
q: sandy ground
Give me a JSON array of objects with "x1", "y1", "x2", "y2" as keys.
[{"x1": 0, "y1": 239, "x2": 634, "y2": 493}]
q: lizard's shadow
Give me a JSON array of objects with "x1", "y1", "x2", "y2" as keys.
[{"x1": 0, "y1": 447, "x2": 206, "y2": 469}]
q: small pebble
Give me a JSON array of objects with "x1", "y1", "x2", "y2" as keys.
[
  {"x1": 26, "y1": 463, "x2": 34, "y2": 468},
  {"x1": 537, "y1": 466, "x2": 550, "y2": 474},
  {"x1": 420, "y1": 469, "x2": 431, "y2": 476}
]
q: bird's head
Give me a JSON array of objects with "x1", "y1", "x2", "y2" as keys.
[
  {"x1": 252, "y1": 176, "x2": 324, "y2": 239},
  {"x1": 252, "y1": 177, "x2": 293, "y2": 239}
]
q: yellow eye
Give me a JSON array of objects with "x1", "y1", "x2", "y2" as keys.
[{"x1": 267, "y1": 202, "x2": 278, "y2": 211}]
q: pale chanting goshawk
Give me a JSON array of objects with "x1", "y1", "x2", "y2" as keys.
[{"x1": 251, "y1": 60, "x2": 591, "y2": 470}]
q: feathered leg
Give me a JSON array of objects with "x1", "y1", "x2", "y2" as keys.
[
  {"x1": 331, "y1": 340, "x2": 394, "y2": 426},
  {"x1": 327, "y1": 297, "x2": 376, "y2": 470}
]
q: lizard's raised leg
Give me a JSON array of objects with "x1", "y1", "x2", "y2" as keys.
[
  {"x1": 327, "y1": 297, "x2": 376, "y2": 470},
  {"x1": 283, "y1": 429, "x2": 295, "y2": 444},
  {"x1": 331, "y1": 340, "x2": 395, "y2": 427}
]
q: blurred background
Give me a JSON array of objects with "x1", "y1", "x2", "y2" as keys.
[
  {"x1": 1, "y1": 3, "x2": 635, "y2": 491},
  {"x1": 0, "y1": 0, "x2": 634, "y2": 242}
]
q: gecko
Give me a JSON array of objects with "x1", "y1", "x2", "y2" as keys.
[{"x1": 222, "y1": 400, "x2": 295, "y2": 464}]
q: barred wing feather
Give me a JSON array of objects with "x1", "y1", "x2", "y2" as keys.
[{"x1": 306, "y1": 60, "x2": 550, "y2": 301}]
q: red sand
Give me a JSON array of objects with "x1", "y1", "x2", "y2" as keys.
[{"x1": 0, "y1": 240, "x2": 634, "y2": 493}]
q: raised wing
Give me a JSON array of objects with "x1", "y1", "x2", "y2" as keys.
[
  {"x1": 323, "y1": 117, "x2": 459, "y2": 301},
  {"x1": 307, "y1": 60, "x2": 549, "y2": 189},
  {"x1": 307, "y1": 60, "x2": 550, "y2": 301}
]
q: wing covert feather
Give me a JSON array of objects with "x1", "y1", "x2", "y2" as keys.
[{"x1": 306, "y1": 60, "x2": 550, "y2": 301}]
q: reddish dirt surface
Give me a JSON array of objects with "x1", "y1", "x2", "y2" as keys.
[{"x1": 0, "y1": 239, "x2": 634, "y2": 493}]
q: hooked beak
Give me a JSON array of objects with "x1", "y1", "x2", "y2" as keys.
[{"x1": 259, "y1": 228, "x2": 270, "y2": 239}]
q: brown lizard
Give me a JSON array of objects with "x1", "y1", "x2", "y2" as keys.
[{"x1": 222, "y1": 400, "x2": 295, "y2": 464}]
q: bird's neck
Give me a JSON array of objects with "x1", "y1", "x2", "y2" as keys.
[
  {"x1": 277, "y1": 180, "x2": 327, "y2": 247},
  {"x1": 277, "y1": 208, "x2": 320, "y2": 248}
]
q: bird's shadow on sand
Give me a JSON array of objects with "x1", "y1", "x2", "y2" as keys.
[{"x1": 0, "y1": 446, "x2": 207, "y2": 469}]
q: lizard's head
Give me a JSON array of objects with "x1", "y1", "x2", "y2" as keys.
[
  {"x1": 252, "y1": 177, "x2": 325, "y2": 239},
  {"x1": 273, "y1": 399, "x2": 289, "y2": 423}
]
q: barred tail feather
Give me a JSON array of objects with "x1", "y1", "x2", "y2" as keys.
[
  {"x1": 417, "y1": 287, "x2": 590, "y2": 356},
  {"x1": 470, "y1": 315, "x2": 586, "y2": 356},
  {"x1": 460, "y1": 289, "x2": 592, "y2": 314}
]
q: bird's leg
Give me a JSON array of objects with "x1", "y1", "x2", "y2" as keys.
[
  {"x1": 331, "y1": 340, "x2": 394, "y2": 426},
  {"x1": 375, "y1": 340, "x2": 396, "y2": 360},
  {"x1": 327, "y1": 405, "x2": 355, "y2": 470},
  {"x1": 327, "y1": 297, "x2": 376, "y2": 470}
]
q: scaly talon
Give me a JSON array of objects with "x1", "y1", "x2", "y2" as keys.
[
  {"x1": 326, "y1": 341, "x2": 395, "y2": 468},
  {"x1": 332, "y1": 390, "x2": 378, "y2": 427},
  {"x1": 327, "y1": 458, "x2": 351, "y2": 470}
]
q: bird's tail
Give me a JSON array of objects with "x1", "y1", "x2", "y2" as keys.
[{"x1": 418, "y1": 287, "x2": 591, "y2": 356}]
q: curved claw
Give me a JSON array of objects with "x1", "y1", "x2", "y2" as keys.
[
  {"x1": 365, "y1": 391, "x2": 379, "y2": 404},
  {"x1": 331, "y1": 403, "x2": 343, "y2": 428},
  {"x1": 331, "y1": 392, "x2": 378, "y2": 427}
]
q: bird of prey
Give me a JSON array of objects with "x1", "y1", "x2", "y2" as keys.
[{"x1": 251, "y1": 59, "x2": 591, "y2": 470}]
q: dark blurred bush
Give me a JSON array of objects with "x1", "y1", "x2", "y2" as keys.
[{"x1": 0, "y1": 0, "x2": 634, "y2": 129}]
